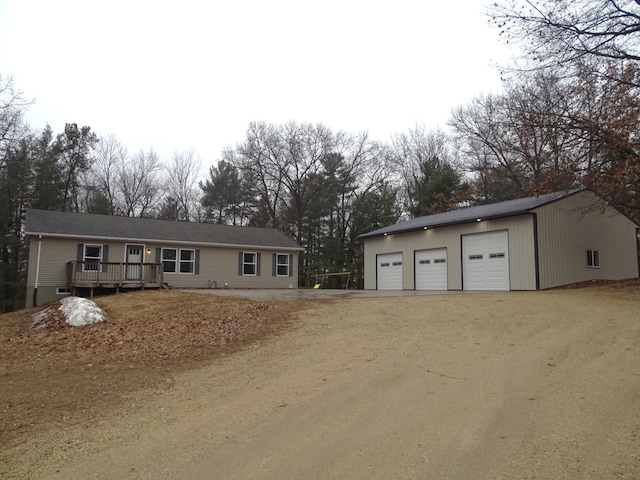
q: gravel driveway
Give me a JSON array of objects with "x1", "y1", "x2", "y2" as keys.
[{"x1": 14, "y1": 287, "x2": 640, "y2": 479}]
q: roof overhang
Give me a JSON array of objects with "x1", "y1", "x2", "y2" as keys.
[
  {"x1": 24, "y1": 231, "x2": 305, "y2": 252},
  {"x1": 358, "y1": 212, "x2": 535, "y2": 240}
]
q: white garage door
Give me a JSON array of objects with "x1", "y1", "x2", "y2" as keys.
[
  {"x1": 463, "y1": 231, "x2": 510, "y2": 291},
  {"x1": 415, "y1": 248, "x2": 447, "y2": 290},
  {"x1": 377, "y1": 253, "x2": 403, "y2": 290}
]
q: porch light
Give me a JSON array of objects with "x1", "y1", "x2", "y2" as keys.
[
  {"x1": 146, "y1": 248, "x2": 151, "y2": 254},
  {"x1": 384, "y1": 233, "x2": 388, "y2": 236},
  {"x1": 476, "y1": 218, "x2": 482, "y2": 222},
  {"x1": 423, "y1": 226, "x2": 428, "y2": 230}
]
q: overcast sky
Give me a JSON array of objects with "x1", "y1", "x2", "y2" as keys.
[{"x1": 0, "y1": 0, "x2": 512, "y2": 166}]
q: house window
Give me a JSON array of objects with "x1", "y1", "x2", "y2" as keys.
[
  {"x1": 243, "y1": 252, "x2": 257, "y2": 275},
  {"x1": 162, "y1": 248, "x2": 177, "y2": 273},
  {"x1": 83, "y1": 244, "x2": 102, "y2": 271},
  {"x1": 179, "y1": 249, "x2": 195, "y2": 274},
  {"x1": 586, "y1": 249, "x2": 600, "y2": 268},
  {"x1": 276, "y1": 254, "x2": 290, "y2": 276},
  {"x1": 56, "y1": 287, "x2": 71, "y2": 295}
]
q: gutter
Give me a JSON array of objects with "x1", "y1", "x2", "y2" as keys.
[{"x1": 22, "y1": 232, "x2": 305, "y2": 252}]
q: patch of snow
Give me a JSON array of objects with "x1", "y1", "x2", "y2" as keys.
[
  {"x1": 30, "y1": 309, "x2": 50, "y2": 329},
  {"x1": 59, "y1": 297, "x2": 106, "y2": 327}
]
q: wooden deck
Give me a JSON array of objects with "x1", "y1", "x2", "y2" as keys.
[{"x1": 67, "y1": 261, "x2": 164, "y2": 291}]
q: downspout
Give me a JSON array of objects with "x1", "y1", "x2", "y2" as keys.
[{"x1": 33, "y1": 235, "x2": 42, "y2": 307}]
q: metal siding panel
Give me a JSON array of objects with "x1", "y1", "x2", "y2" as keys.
[
  {"x1": 363, "y1": 214, "x2": 537, "y2": 291},
  {"x1": 534, "y1": 191, "x2": 639, "y2": 288}
]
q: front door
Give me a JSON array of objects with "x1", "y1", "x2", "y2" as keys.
[{"x1": 126, "y1": 244, "x2": 144, "y2": 280}]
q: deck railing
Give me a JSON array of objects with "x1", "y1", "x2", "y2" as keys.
[{"x1": 66, "y1": 262, "x2": 163, "y2": 289}]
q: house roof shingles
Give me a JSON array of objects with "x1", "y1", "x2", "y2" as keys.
[
  {"x1": 25, "y1": 209, "x2": 303, "y2": 250},
  {"x1": 359, "y1": 189, "x2": 584, "y2": 239}
]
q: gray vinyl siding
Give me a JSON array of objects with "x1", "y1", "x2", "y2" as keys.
[
  {"x1": 25, "y1": 236, "x2": 86, "y2": 308},
  {"x1": 25, "y1": 236, "x2": 299, "y2": 307},
  {"x1": 363, "y1": 215, "x2": 536, "y2": 290},
  {"x1": 168, "y1": 247, "x2": 297, "y2": 289},
  {"x1": 534, "y1": 191, "x2": 639, "y2": 289},
  {"x1": 26, "y1": 236, "x2": 82, "y2": 287}
]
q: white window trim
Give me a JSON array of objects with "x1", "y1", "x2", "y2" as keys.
[
  {"x1": 276, "y1": 253, "x2": 290, "y2": 277},
  {"x1": 83, "y1": 243, "x2": 102, "y2": 272},
  {"x1": 179, "y1": 248, "x2": 196, "y2": 275},
  {"x1": 586, "y1": 249, "x2": 600, "y2": 268},
  {"x1": 243, "y1": 252, "x2": 257, "y2": 276},
  {"x1": 162, "y1": 247, "x2": 177, "y2": 274}
]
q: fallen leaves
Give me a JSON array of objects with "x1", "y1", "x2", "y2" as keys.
[{"x1": 0, "y1": 290, "x2": 300, "y2": 450}]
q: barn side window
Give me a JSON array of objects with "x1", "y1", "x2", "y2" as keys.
[{"x1": 586, "y1": 249, "x2": 600, "y2": 268}]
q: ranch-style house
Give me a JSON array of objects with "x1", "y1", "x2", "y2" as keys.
[{"x1": 24, "y1": 209, "x2": 303, "y2": 307}]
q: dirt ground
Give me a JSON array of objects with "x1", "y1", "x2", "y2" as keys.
[{"x1": 1, "y1": 283, "x2": 639, "y2": 479}]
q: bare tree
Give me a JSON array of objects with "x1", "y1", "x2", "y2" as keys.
[
  {"x1": 234, "y1": 121, "x2": 289, "y2": 229},
  {"x1": 390, "y1": 125, "x2": 468, "y2": 215},
  {"x1": 450, "y1": 72, "x2": 584, "y2": 202},
  {"x1": 0, "y1": 75, "x2": 31, "y2": 169},
  {"x1": 119, "y1": 149, "x2": 163, "y2": 217},
  {"x1": 163, "y1": 148, "x2": 203, "y2": 221},
  {"x1": 490, "y1": 0, "x2": 640, "y2": 85},
  {"x1": 91, "y1": 134, "x2": 128, "y2": 215}
]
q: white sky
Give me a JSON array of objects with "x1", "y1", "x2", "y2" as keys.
[{"x1": 0, "y1": 0, "x2": 512, "y2": 166}]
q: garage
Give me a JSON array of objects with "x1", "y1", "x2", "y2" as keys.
[
  {"x1": 361, "y1": 190, "x2": 640, "y2": 291},
  {"x1": 377, "y1": 252, "x2": 403, "y2": 290},
  {"x1": 415, "y1": 248, "x2": 447, "y2": 290},
  {"x1": 462, "y1": 230, "x2": 510, "y2": 290}
]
